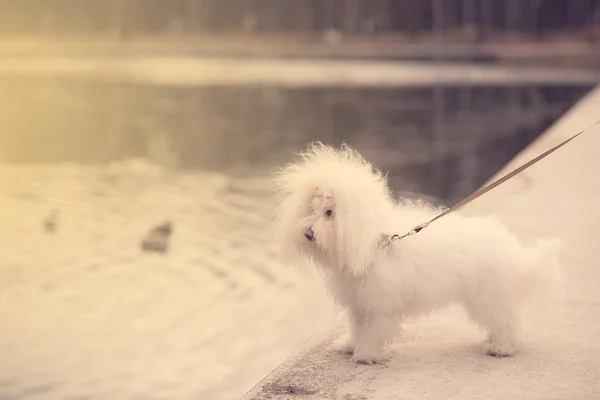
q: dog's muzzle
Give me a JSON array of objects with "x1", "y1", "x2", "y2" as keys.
[{"x1": 304, "y1": 227, "x2": 315, "y2": 242}]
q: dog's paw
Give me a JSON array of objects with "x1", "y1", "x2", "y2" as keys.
[
  {"x1": 351, "y1": 348, "x2": 387, "y2": 364},
  {"x1": 486, "y1": 341, "x2": 517, "y2": 357},
  {"x1": 341, "y1": 342, "x2": 355, "y2": 355}
]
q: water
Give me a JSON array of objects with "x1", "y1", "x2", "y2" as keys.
[
  {"x1": 0, "y1": 75, "x2": 591, "y2": 203},
  {"x1": 0, "y1": 66, "x2": 592, "y2": 399}
]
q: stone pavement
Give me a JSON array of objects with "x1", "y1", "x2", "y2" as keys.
[
  {"x1": 242, "y1": 85, "x2": 600, "y2": 400},
  {"x1": 0, "y1": 160, "x2": 336, "y2": 400}
]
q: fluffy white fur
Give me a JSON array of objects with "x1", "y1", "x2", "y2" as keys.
[{"x1": 272, "y1": 142, "x2": 564, "y2": 364}]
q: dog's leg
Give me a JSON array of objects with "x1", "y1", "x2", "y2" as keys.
[
  {"x1": 485, "y1": 315, "x2": 520, "y2": 357},
  {"x1": 342, "y1": 307, "x2": 365, "y2": 355},
  {"x1": 351, "y1": 311, "x2": 395, "y2": 364},
  {"x1": 465, "y1": 301, "x2": 520, "y2": 357}
]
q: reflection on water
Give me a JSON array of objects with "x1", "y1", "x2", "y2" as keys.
[{"x1": 0, "y1": 76, "x2": 591, "y2": 203}]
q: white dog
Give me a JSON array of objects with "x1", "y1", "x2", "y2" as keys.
[{"x1": 272, "y1": 142, "x2": 563, "y2": 364}]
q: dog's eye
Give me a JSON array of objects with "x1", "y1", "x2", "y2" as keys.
[{"x1": 325, "y1": 209, "x2": 334, "y2": 217}]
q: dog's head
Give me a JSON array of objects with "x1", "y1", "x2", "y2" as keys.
[{"x1": 272, "y1": 142, "x2": 394, "y2": 276}]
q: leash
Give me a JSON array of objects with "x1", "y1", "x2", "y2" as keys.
[{"x1": 378, "y1": 118, "x2": 600, "y2": 249}]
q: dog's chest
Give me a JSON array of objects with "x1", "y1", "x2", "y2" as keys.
[{"x1": 327, "y1": 272, "x2": 387, "y2": 310}]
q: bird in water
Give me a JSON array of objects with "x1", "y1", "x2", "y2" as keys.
[
  {"x1": 44, "y1": 209, "x2": 59, "y2": 234},
  {"x1": 141, "y1": 221, "x2": 172, "y2": 253}
]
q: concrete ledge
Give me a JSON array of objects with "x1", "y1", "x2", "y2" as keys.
[
  {"x1": 242, "y1": 85, "x2": 600, "y2": 400},
  {"x1": 0, "y1": 57, "x2": 598, "y2": 87},
  {"x1": 0, "y1": 36, "x2": 598, "y2": 67}
]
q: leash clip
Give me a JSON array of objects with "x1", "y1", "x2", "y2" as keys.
[
  {"x1": 377, "y1": 233, "x2": 399, "y2": 249},
  {"x1": 378, "y1": 222, "x2": 429, "y2": 249}
]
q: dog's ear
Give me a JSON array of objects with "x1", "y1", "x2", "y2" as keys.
[{"x1": 334, "y1": 191, "x2": 381, "y2": 277}]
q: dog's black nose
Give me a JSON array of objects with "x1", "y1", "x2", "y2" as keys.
[{"x1": 304, "y1": 227, "x2": 315, "y2": 241}]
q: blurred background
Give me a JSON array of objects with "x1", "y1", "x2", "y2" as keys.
[{"x1": 0, "y1": 1, "x2": 598, "y2": 399}]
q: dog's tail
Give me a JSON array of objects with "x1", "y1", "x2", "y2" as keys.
[{"x1": 523, "y1": 237, "x2": 565, "y2": 307}]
